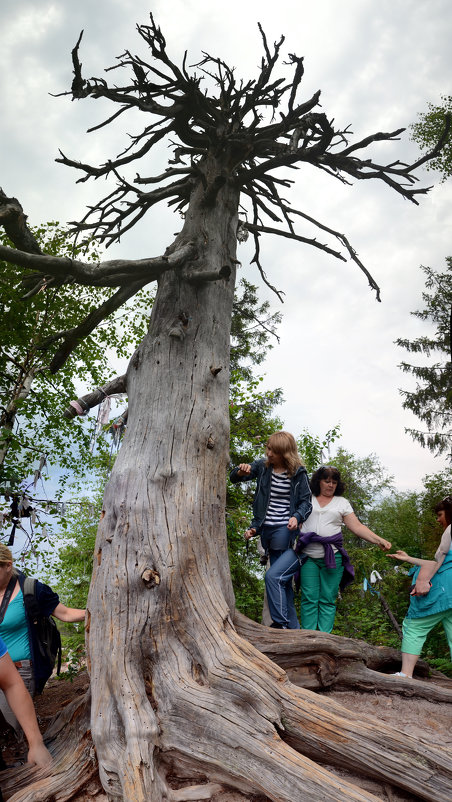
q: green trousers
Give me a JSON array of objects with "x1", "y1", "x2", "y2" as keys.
[
  {"x1": 300, "y1": 553, "x2": 344, "y2": 632},
  {"x1": 402, "y1": 609, "x2": 452, "y2": 658}
]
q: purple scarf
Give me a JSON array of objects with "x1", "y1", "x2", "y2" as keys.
[{"x1": 294, "y1": 531, "x2": 355, "y2": 590}]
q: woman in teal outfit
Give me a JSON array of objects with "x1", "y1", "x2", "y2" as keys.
[
  {"x1": 0, "y1": 544, "x2": 85, "y2": 735},
  {"x1": 389, "y1": 495, "x2": 452, "y2": 678}
]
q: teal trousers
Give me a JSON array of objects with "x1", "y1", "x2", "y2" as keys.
[{"x1": 300, "y1": 553, "x2": 344, "y2": 632}]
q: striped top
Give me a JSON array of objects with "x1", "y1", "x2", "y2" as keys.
[{"x1": 264, "y1": 470, "x2": 291, "y2": 525}]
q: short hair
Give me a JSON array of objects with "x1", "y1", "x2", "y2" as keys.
[
  {"x1": 310, "y1": 466, "x2": 345, "y2": 497},
  {"x1": 265, "y1": 431, "x2": 304, "y2": 477},
  {"x1": 0, "y1": 544, "x2": 18, "y2": 576},
  {"x1": 433, "y1": 495, "x2": 452, "y2": 527}
]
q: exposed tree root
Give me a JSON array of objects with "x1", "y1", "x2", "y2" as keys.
[
  {"x1": 3, "y1": 616, "x2": 452, "y2": 802},
  {"x1": 235, "y1": 612, "x2": 452, "y2": 701},
  {"x1": 85, "y1": 593, "x2": 452, "y2": 802},
  {"x1": 3, "y1": 693, "x2": 96, "y2": 802}
]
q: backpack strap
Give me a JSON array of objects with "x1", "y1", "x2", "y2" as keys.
[
  {"x1": 22, "y1": 576, "x2": 40, "y2": 621},
  {"x1": 0, "y1": 575, "x2": 17, "y2": 624}
]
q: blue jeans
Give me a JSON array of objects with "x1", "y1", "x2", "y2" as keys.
[{"x1": 263, "y1": 525, "x2": 300, "y2": 629}]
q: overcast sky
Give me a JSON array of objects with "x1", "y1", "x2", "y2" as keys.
[{"x1": 1, "y1": 0, "x2": 451, "y2": 493}]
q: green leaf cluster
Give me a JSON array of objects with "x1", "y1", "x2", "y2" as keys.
[
  {"x1": 0, "y1": 222, "x2": 153, "y2": 490},
  {"x1": 411, "y1": 95, "x2": 452, "y2": 182},
  {"x1": 297, "y1": 426, "x2": 341, "y2": 474}
]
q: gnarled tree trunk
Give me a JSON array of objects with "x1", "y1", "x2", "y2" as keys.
[{"x1": 87, "y1": 166, "x2": 242, "y2": 800}]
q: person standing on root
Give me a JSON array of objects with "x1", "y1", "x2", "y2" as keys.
[
  {"x1": 388, "y1": 495, "x2": 452, "y2": 678},
  {"x1": 0, "y1": 545, "x2": 85, "y2": 742},
  {"x1": 296, "y1": 466, "x2": 392, "y2": 633},
  {"x1": 230, "y1": 431, "x2": 312, "y2": 629},
  {"x1": 0, "y1": 635, "x2": 52, "y2": 770}
]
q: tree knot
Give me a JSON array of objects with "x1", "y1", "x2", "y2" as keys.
[{"x1": 141, "y1": 568, "x2": 161, "y2": 588}]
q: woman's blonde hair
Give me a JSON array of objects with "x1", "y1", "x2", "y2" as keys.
[
  {"x1": 0, "y1": 544, "x2": 18, "y2": 576},
  {"x1": 266, "y1": 431, "x2": 304, "y2": 476}
]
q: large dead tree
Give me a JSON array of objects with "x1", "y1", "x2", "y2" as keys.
[{"x1": 1, "y1": 16, "x2": 452, "y2": 802}]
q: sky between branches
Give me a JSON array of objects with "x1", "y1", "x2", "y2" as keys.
[{"x1": 1, "y1": 0, "x2": 451, "y2": 490}]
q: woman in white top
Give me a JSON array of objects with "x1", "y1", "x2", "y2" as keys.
[{"x1": 298, "y1": 466, "x2": 391, "y2": 632}]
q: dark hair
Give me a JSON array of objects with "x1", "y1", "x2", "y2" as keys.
[
  {"x1": 310, "y1": 466, "x2": 345, "y2": 497},
  {"x1": 433, "y1": 495, "x2": 452, "y2": 527}
]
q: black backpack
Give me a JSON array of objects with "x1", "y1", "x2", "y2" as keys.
[{"x1": 22, "y1": 577, "x2": 62, "y2": 694}]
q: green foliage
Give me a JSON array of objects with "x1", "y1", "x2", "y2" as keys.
[
  {"x1": 297, "y1": 426, "x2": 341, "y2": 474},
  {"x1": 396, "y1": 258, "x2": 452, "y2": 458},
  {"x1": 229, "y1": 372, "x2": 284, "y2": 462},
  {"x1": 411, "y1": 95, "x2": 452, "y2": 182},
  {"x1": 229, "y1": 279, "x2": 284, "y2": 463},
  {"x1": 0, "y1": 222, "x2": 153, "y2": 491},
  {"x1": 334, "y1": 585, "x2": 401, "y2": 648},
  {"x1": 427, "y1": 658, "x2": 452, "y2": 678},
  {"x1": 332, "y1": 447, "x2": 394, "y2": 522},
  {"x1": 226, "y1": 517, "x2": 265, "y2": 620},
  {"x1": 368, "y1": 492, "x2": 424, "y2": 556},
  {"x1": 46, "y1": 491, "x2": 102, "y2": 661},
  {"x1": 230, "y1": 278, "x2": 282, "y2": 380},
  {"x1": 48, "y1": 494, "x2": 100, "y2": 606}
]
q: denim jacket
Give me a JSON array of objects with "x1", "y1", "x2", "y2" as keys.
[{"x1": 229, "y1": 458, "x2": 312, "y2": 534}]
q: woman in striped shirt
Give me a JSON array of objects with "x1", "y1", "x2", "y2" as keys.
[{"x1": 230, "y1": 432, "x2": 312, "y2": 628}]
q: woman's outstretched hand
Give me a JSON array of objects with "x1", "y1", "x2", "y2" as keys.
[
  {"x1": 377, "y1": 538, "x2": 392, "y2": 551},
  {"x1": 387, "y1": 550, "x2": 409, "y2": 561}
]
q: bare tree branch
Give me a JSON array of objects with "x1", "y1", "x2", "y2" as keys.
[
  {"x1": 41, "y1": 280, "x2": 150, "y2": 372},
  {"x1": 0, "y1": 189, "x2": 42, "y2": 254},
  {"x1": 1, "y1": 14, "x2": 446, "y2": 368},
  {"x1": 0, "y1": 241, "x2": 197, "y2": 287},
  {"x1": 63, "y1": 374, "x2": 127, "y2": 419}
]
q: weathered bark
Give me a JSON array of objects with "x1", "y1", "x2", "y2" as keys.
[
  {"x1": 86, "y1": 161, "x2": 241, "y2": 801},
  {"x1": 0, "y1": 189, "x2": 42, "y2": 255}
]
